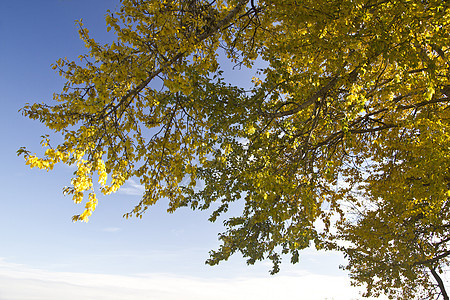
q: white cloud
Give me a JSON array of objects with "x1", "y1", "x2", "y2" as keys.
[
  {"x1": 101, "y1": 227, "x2": 121, "y2": 233},
  {"x1": 119, "y1": 179, "x2": 145, "y2": 196},
  {"x1": 0, "y1": 258, "x2": 384, "y2": 300}
]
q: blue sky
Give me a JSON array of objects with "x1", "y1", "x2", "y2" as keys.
[{"x1": 0, "y1": 1, "x2": 388, "y2": 299}]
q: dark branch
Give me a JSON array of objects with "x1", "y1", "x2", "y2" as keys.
[
  {"x1": 259, "y1": 73, "x2": 341, "y2": 118},
  {"x1": 430, "y1": 267, "x2": 449, "y2": 300}
]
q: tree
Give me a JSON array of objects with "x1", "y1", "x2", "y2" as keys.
[
  {"x1": 336, "y1": 114, "x2": 450, "y2": 299},
  {"x1": 18, "y1": 0, "x2": 450, "y2": 298}
]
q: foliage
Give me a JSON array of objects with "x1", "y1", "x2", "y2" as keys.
[
  {"x1": 337, "y1": 111, "x2": 450, "y2": 299},
  {"x1": 18, "y1": 0, "x2": 450, "y2": 298}
]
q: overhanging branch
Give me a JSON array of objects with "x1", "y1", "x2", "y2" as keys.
[{"x1": 102, "y1": 0, "x2": 249, "y2": 119}]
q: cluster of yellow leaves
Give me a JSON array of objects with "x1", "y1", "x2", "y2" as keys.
[{"x1": 23, "y1": 147, "x2": 111, "y2": 222}]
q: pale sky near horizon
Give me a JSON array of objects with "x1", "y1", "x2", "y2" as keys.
[{"x1": 0, "y1": 1, "x2": 392, "y2": 299}]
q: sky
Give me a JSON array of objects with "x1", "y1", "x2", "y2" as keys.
[{"x1": 0, "y1": 1, "x2": 390, "y2": 299}]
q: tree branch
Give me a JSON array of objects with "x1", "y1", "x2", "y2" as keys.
[
  {"x1": 396, "y1": 97, "x2": 450, "y2": 110},
  {"x1": 414, "y1": 250, "x2": 450, "y2": 266},
  {"x1": 102, "y1": 0, "x2": 248, "y2": 119},
  {"x1": 259, "y1": 73, "x2": 341, "y2": 118},
  {"x1": 430, "y1": 267, "x2": 449, "y2": 300}
]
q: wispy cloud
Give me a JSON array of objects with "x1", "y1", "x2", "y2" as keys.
[
  {"x1": 0, "y1": 258, "x2": 386, "y2": 300},
  {"x1": 119, "y1": 178, "x2": 145, "y2": 196},
  {"x1": 101, "y1": 227, "x2": 121, "y2": 233}
]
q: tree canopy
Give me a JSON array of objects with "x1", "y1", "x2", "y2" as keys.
[{"x1": 19, "y1": 0, "x2": 450, "y2": 298}]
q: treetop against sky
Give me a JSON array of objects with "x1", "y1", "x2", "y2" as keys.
[{"x1": 16, "y1": 0, "x2": 450, "y2": 299}]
